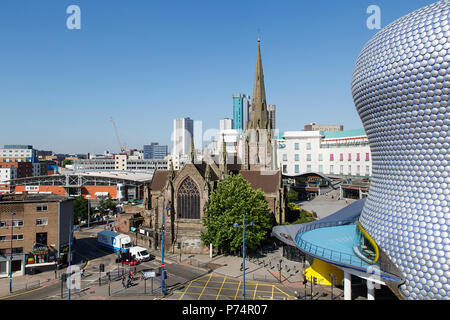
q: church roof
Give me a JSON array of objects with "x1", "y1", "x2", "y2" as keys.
[
  {"x1": 193, "y1": 163, "x2": 220, "y2": 181},
  {"x1": 150, "y1": 170, "x2": 169, "y2": 191},
  {"x1": 240, "y1": 170, "x2": 280, "y2": 194}
]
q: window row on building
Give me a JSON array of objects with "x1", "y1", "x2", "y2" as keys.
[
  {"x1": 281, "y1": 152, "x2": 370, "y2": 162},
  {"x1": 0, "y1": 218, "x2": 48, "y2": 228},
  {"x1": 277, "y1": 129, "x2": 372, "y2": 177},
  {"x1": 282, "y1": 163, "x2": 371, "y2": 176}
]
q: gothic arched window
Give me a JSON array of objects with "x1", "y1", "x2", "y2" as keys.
[{"x1": 177, "y1": 176, "x2": 200, "y2": 219}]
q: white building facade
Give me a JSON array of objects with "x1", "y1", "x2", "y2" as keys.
[
  {"x1": 0, "y1": 167, "x2": 17, "y2": 184},
  {"x1": 172, "y1": 117, "x2": 194, "y2": 157},
  {"x1": 0, "y1": 145, "x2": 36, "y2": 162},
  {"x1": 278, "y1": 129, "x2": 372, "y2": 177}
]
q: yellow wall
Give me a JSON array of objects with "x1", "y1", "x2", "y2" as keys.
[{"x1": 304, "y1": 258, "x2": 344, "y2": 286}]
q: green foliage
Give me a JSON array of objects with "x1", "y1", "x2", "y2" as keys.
[
  {"x1": 62, "y1": 159, "x2": 74, "y2": 167},
  {"x1": 201, "y1": 174, "x2": 273, "y2": 253},
  {"x1": 73, "y1": 195, "x2": 91, "y2": 224},
  {"x1": 99, "y1": 196, "x2": 116, "y2": 212},
  {"x1": 286, "y1": 188, "x2": 299, "y2": 203},
  {"x1": 285, "y1": 203, "x2": 316, "y2": 225}
]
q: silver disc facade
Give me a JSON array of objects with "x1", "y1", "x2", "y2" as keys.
[{"x1": 352, "y1": 0, "x2": 449, "y2": 299}]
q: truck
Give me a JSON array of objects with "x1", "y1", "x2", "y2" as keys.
[
  {"x1": 129, "y1": 246, "x2": 152, "y2": 262},
  {"x1": 97, "y1": 230, "x2": 133, "y2": 253}
]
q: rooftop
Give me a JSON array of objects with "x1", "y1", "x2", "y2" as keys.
[
  {"x1": 322, "y1": 128, "x2": 366, "y2": 139},
  {"x1": 0, "y1": 193, "x2": 70, "y2": 203},
  {"x1": 77, "y1": 171, "x2": 153, "y2": 182}
]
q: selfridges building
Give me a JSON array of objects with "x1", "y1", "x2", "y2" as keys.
[{"x1": 352, "y1": 0, "x2": 449, "y2": 299}]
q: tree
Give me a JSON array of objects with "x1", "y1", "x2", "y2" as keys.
[
  {"x1": 99, "y1": 196, "x2": 116, "y2": 212},
  {"x1": 284, "y1": 203, "x2": 316, "y2": 225},
  {"x1": 62, "y1": 159, "x2": 74, "y2": 167},
  {"x1": 201, "y1": 174, "x2": 273, "y2": 254},
  {"x1": 286, "y1": 188, "x2": 299, "y2": 203},
  {"x1": 73, "y1": 195, "x2": 89, "y2": 224}
]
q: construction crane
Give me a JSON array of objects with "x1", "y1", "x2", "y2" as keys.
[{"x1": 110, "y1": 116, "x2": 125, "y2": 153}]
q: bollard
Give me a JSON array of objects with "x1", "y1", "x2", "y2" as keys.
[{"x1": 151, "y1": 277, "x2": 154, "y2": 295}]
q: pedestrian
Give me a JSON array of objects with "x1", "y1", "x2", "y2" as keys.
[{"x1": 121, "y1": 275, "x2": 126, "y2": 288}]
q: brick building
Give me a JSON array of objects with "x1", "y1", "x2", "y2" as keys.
[
  {"x1": 0, "y1": 162, "x2": 33, "y2": 178},
  {"x1": 0, "y1": 193, "x2": 73, "y2": 277}
]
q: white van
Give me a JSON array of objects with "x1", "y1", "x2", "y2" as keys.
[
  {"x1": 129, "y1": 246, "x2": 151, "y2": 262},
  {"x1": 97, "y1": 230, "x2": 133, "y2": 253}
]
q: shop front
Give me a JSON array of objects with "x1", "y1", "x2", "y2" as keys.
[{"x1": 25, "y1": 243, "x2": 58, "y2": 275}]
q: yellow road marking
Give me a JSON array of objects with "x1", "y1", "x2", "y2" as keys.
[
  {"x1": 184, "y1": 285, "x2": 274, "y2": 293},
  {"x1": 216, "y1": 276, "x2": 227, "y2": 300},
  {"x1": 0, "y1": 284, "x2": 47, "y2": 300},
  {"x1": 275, "y1": 286, "x2": 293, "y2": 299},
  {"x1": 179, "y1": 279, "x2": 195, "y2": 300},
  {"x1": 234, "y1": 280, "x2": 241, "y2": 300},
  {"x1": 253, "y1": 282, "x2": 259, "y2": 300},
  {"x1": 169, "y1": 290, "x2": 287, "y2": 300},
  {"x1": 197, "y1": 273, "x2": 213, "y2": 300}
]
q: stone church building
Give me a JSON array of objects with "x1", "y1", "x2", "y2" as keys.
[{"x1": 141, "y1": 39, "x2": 286, "y2": 254}]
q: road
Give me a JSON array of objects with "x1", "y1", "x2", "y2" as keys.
[{"x1": 3, "y1": 224, "x2": 209, "y2": 300}]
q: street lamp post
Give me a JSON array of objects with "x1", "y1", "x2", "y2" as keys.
[
  {"x1": 9, "y1": 211, "x2": 15, "y2": 293},
  {"x1": 329, "y1": 273, "x2": 336, "y2": 300},
  {"x1": 68, "y1": 220, "x2": 72, "y2": 301},
  {"x1": 233, "y1": 214, "x2": 254, "y2": 301},
  {"x1": 87, "y1": 197, "x2": 90, "y2": 228},
  {"x1": 160, "y1": 195, "x2": 169, "y2": 296}
]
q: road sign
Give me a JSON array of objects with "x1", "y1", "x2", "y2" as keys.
[{"x1": 144, "y1": 272, "x2": 156, "y2": 278}]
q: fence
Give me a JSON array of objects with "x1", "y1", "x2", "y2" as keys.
[
  {"x1": 109, "y1": 273, "x2": 164, "y2": 297},
  {"x1": 184, "y1": 258, "x2": 209, "y2": 270},
  {"x1": 251, "y1": 274, "x2": 279, "y2": 283},
  {"x1": 12, "y1": 280, "x2": 40, "y2": 293},
  {"x1": 294, "y1": 221, "x2": 398, "y2": 276}
]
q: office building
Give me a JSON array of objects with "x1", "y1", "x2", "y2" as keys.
[
  {"x1": 0, "y1": 145, "x2": 37, "y2": 163},
  {"x1": 0, "y1": 193, "x2": 74, "y2": 277},
  {"x1": 219, "y1": 118, "x2": 233, "y2": 131},
  {"x1": 0, "y1": 167, "x2": 17, "y2": 185},
  {"x1": 143, "y1": 143, "x2": 168, "y2": 160},
  {"x1": 267, "y1": 104, "x2": 276, "y2": 129},
  {"x1": 232, "y1": 93, "x2": 251, "y2": 131},
  {"x1": 73, "y1": 156, "x2": 167, "y2": 172},
  {"x1": 278, "y1": 129, "x2": 372, "y2": 177},
  {"x1": 172, "y1": 117, "x2": 194, "y2": 156}
]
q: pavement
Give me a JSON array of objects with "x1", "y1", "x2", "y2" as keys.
[{"x1": 295, "y1": 189, "x2": 357, "y2": 219}]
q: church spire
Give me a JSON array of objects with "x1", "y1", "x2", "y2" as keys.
[
  {"x1": 248, "y1": 38, "x2": 268, "y2": 130},
  {"x1": 190, "y1": 132, "x2": 195, "y2": 164}
]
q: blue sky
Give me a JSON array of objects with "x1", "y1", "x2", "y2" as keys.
[{"x1": 0, "y1": 0, "x2": 437, "y2": 154}]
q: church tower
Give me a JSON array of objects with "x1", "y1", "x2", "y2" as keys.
[{"x1": 243, "y1": 38, "x2": 273, "y2": 170}]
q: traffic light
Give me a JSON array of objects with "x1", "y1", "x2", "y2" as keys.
[
  {"x1": 99, "y1": 264, "x2": 105, "y2": 272},
  {"x1": 159, "y1": 267, "x2": 167, "y2": 279},
  {"x1": 313, "y1": 277, "x2": 317, "y2": 285}
]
